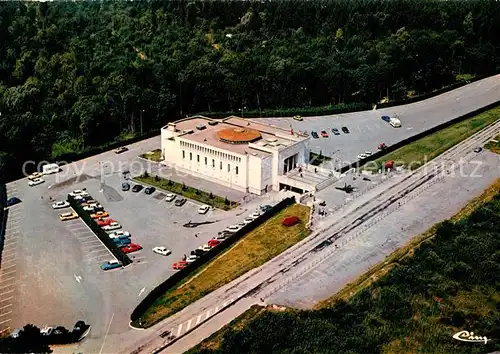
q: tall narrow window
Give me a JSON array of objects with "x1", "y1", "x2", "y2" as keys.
[
  {"x1": 212, "y1": 159, "x2": 215, "y2": 167},
  {"x1": 197, "y1": 154, "x2": 200, "y2": 163},
  {"x1": 220, "y1": 161, "x2": 222, "y2": 170},
  {"x1": 205, "y1": 157, "x2": 207, "y2": 165},
  {"x1": 228, "y1": 164, "x2": 230, "y2": 172},
  {"x1": 190, "y1": 152, "x2": 192, "y2": 161},
  {"x1": 235, "y1": 166, "x2": 239, "y2": 175},
  {"x1": 182, "y1": 150, "x2": 185, "y2": 159}
]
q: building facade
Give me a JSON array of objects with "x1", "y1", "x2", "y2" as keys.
[{"x1": 160, "y1": 116, "x2": 311, "y2": 195}]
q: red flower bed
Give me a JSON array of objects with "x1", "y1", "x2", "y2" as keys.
[{"x1": 282, "y1": 216, "x2": 299, "y2": 226}]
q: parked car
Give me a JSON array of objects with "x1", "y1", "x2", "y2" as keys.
[
  {"x1": 224, "y1": 225, "x2": 241, "y2": 233},
  {"x1": 208, "y1": 239, "x2": 221, "y2": 247},
  {"x1": 52, "y1": 201, "x2": 70, "y2": 209},
  {"x1": 357, "y1": 153, "x2": 368, "y2": 160},
  {"x1": 132, "y1": 184, "x2": 143, "y2": 192},
  {"x1": 69, "y1": 189, "x2": 88, "y2": 197},
  {"x1": 28, "y1": 172, "x2": 43, "y2": 181},
  {"x1": 243, "y1": 217, "x2": 255, "y2": 224},
  {"x1": 91, "y1": 211, "x2": 109, "y2": 219},
  {"x1": 10, "y1": 328, "x2": 23, "y2": 338},
  {"x1": 165, "y1": 193, "x2": 176, "y2": 202},
  {"x1": 293, "y1": 115, "x2": 303, "y2": 121},
  {"x1": 249, "y1": 211, "x2": 261, "y2": 219},
  {"x1": 144, "y1": 186, "x2": 156, "y2": 195},
  {"x1": 191, "y1": 249, "x2": 204, "y2": 257},
  {"x1": 5, "y1": 197, "x2": 21, "y2": 207},
  {"x1": 320, "y1": 130, "x2": 329, "y2": 138},
  {"x1": 381, "y1": 115, "x2": 391, "y2": 122},
  {"x1": 75, "y1": 195, "x2": 92, "y2": 202},
  {"x1": 172, "y1": 260, "x2": 188, "y2": 270},
  {"x1": 364, "y1": 151, "x2": 373, "y2": 156},
  {"x1": 100, "y1": 260, "x2": 121, "y2": 271},
  {"x1": 473, "y1": 147, "x2": 483, "y2": 153},
  {"x1": 214, "y1": 235, "x2": 227, "y2": 241},
  {"x1": 83, "y1": 203, "x2": 103, "y2": 212},
  {"x1": 121, "y1": 182, "x2": 130, "y2": 191},
  {"x1": 175, "y1": 197, "x2": 187, "y2": 206},
  {"x1": 152, "y1": 246, "x2": 171, "y2": 256},
  {"x1": 59, "y1": 212, "x2": 78, "y2": 221},
  {"x1": 97, "y1": 218, "x2": 115, "y2": 226},
  {"x1": 198, "y1": 205, "x2": 210, "y2": 214},
  {"x1": 102, "y1": 222, "x2": 122, "y2": 231},
  {"x1": 199, "y1": 244, "x2": 212, "y2": 252},
  {"x1": 186, "y1": 254, "x2": 199, "y2": 263},
  {"x1": 332, "y1": 128, "x2": 340, "y2": 135},
  {"x1": 28, "y1": 178, "x2": 45, "y2": 186},
  {"x1": 121, "y1": 243, "x2": 142, "y2": 254},
  {"x1": 259, "y1": 205, "x2": 272, "y2": 213},
  {"x1": 40, "y1": 326, "x2": 54, "y2": 336},
  {"x1": 341, "y1": 126, "x2": 350, "y2": 134},
  {"x1": 378, "y1": 142, "x2": 388, "y2": 150},
  {"x1": 112, "y1": 235, "x2": 131, "y2": 244},
  {"x1": 108, "y1": 230, "x2": 131, "y2": 239},
  {"x1": 71, "y1": 320, "x2": 90, "y2": 340},
  {"x1": 311, "y1": 131, "x2": 319, "y2": 139},
  {"x1": 114, "y1": 146, "x2": 129, "y2": 154}
]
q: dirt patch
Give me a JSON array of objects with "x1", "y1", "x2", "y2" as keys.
[
  {"x1": 100, "y1": 183, "x2": 124, "y2": 202},
  {"x1": 50, "y1": 174, "x2": 95, "y2": 189}
]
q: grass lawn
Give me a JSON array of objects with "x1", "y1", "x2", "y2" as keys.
[
  {"x1": 136, "y1": 203, "x2": 310, "y2": 327},
  {"x1": 363, "y1": 106, "x2": 500, "y2": 171},
  {"x1": 135, "y1": 173, "x2": 238, "y2": 210},
  {"x1": 484, "y1": 134, "x2": 500, "y2": 154},
  {"x1": 309, "y1": 152, "x2": 332, "y2": 166},
  {"x1": 140, "y1": 148, "x2": 163, "y2": 162}
]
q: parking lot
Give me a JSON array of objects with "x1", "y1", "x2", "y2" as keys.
[{"x1": 1, "y1": 143, "x2": 283, "y2": 352}]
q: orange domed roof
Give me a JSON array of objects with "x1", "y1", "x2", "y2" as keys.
[{"x1": 216, "y1": 127, "x2": 262, "y2": 144}]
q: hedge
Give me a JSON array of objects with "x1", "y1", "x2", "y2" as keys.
[
  {"x1": 130, "y1": 196, "x2": 296, "y2": 323},
  {"x1": 67, "y1": 195, "x2": 132, "y2": 266}
]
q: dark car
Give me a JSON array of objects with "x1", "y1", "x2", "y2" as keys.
[
  {"x1": 132, "y1": 184, "x2": 143, "y2": 193},
  {"x1": 114, "y1": 146, "x2": 129, "y2": 154},
  {"x1": 72, "y1": 321, "x2": 86, "y2": 334},
  {"x1": 381, "y1": 115, "x2": 391, "y2": 122},
  {"x1": 311, "y1": 131, "x2": 319, "y2": 139},
  {"x1": 332, "y1": 128, "x2": 340, "y2": 135},
  {"x1": 174, "y1": 197, "x2": 187, "y2": 206},
  {"x1": 77, "y1": 195, "x2": 93, "y2": 203},
  {"x1": 122, "y1": 182, "x2": 130, "y2": 191},
  {"x1": 144, "y1": 186, "x2": 156, "y2": 195},
  {"x1": 260, "y1": 204, "x2": 272, "y2": 213},
  {"x1": 341, "y1": 126, "x2": 350, "y2": 134},
  {"x1": 6, "y1": 197, "x2": 21, "y2": 207},
  {"x1": 72, "y1": 320, "x2": 90, "y2": 341},
  {"x1": 191, "y1": 249, "x2": 204, "y2": 257},
  {"x1": 473, "y1": 147, "x2": 483, "y2": 153}
]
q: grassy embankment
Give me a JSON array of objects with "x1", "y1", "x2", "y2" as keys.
[
  {"x1": 135, "y1": 173, "x2": 238, "y2": 210},
  {"x1": 484, "y1": 134, "x2": 500, "y2": 154},
  {"x1": 188, "y1": 179, "x2": 500, "y2": 354},
  {"x1": 140, "y1": 148, "x2": 163, "y2": 162},
  {"x1": 364, "y1": 106, "x2": 500, "y2": 171},
  {"x1": 136, "y1": 203, "x2": 310, "y2": 328}
]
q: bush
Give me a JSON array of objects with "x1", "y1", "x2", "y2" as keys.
[
  {"x1": 209, "y1": 192, "x2": 214, "y2": 199},
  {"x1": 282, "y1": 216, "x2": 300, "y2": 226},
  {"x1": 224, "y1": 197, "x2": 229, "y2": 205},
  {"x1": 143, "y1": 171, "x2": 149, "y2": 178},
  {"x1": 155, "y1": 175, "x2": 160, "y2": 182}
]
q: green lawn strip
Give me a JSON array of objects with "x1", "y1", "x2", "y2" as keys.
[
  {"x1": 138, "y1": 203, "x2": 311, "y2": 327},
  {"x1": 484, "y1": 134, "x2": 500, "y2": 154},
  {"x1": 134, "y1": 174, "x2": 238, "y2": 210},
  {"x1": 140, "y1": 148, "x2": 163, "y2": 162},
  {"x1": 363, "y1": 106, "x2": 500, "y2": 171}
]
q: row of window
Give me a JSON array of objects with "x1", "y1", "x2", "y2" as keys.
[
  {"x1": 180, "y1": 140, "x2": 242, "y2": 162},
  {"x1": 182, "y1": 150, "x2": 239, "y2": 174}
]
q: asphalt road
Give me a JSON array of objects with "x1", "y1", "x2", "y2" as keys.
[{"x1": 263, "y1": 74, "x2": 500, "y2": 165}]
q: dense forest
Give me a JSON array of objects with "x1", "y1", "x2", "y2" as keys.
[
  {"x1": 189, "y1": 191, "x2": 500, "y2": 354},
  {"x1": 1, "y1": 0, "x2": 500, "y2": 180}
]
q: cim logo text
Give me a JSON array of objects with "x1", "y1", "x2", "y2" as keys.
[{"x1": 453, "y1": 330, "x2": 490, "y2": 344}]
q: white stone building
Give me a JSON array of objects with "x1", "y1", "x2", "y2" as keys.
[{"x1": 160, "y1": 116, "x2": 313, "y2": 195}]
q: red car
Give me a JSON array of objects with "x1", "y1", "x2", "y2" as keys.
[
  {"x1": 97, "y1": 218, "x2": 115, "y2": 226},
  {"x1": 121, "y1": 243, "x2": 142, "y2": 254},
  {"x1": 320, "y1": 130, "x2": 329, "y2": 138},
  {"x1": 208, "y1": 239, "x2": 220, "y2": 248},
  {"x1": 172, "y1": 260, "x2": 188, "y2": 270}
]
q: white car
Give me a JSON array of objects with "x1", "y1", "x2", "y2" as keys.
[
  {"x1": 198, "y1": 205, "x2": 210, "y2": 214},
  {"x1": 52, "y1": 201, "x2": 69, "y2": 209},
  {"x1": 83, "y1": 204, "x2": 102, "y2": 212},
  {"x1": 102, "y1": 222, "x2": 121, "y2": 231},
  {"x1": 186, "y1": 254, "x2": 199, "y2": 263},
  {"x1": 40, "y1": 326, "x2": 54, "y2": 336},
  {"x1": 357, "y1": 153, "x2": 368, "y2": 160},
  {"x1": 152, "y1": 246, "x2": 171, "y2": 256},
  {"x1": 28, "y1": 178, "x2": 45, "y2": 186},
  {"x1": 69, "y1": 189, "x2": 88, "y2": 197},
  {"x1": 165, "y1": 193, "x2": 176, "y2": 202},
  {"x1": 224, "y1": 225, "x2": 241, "y2": 233},
  {"x1": 365, "y1": 151, "x2": 372, "y2": 156},
  {"x1": 108, "y1": 231, "x2": 131, "y2": 239},
  {"x1": 243, "y1": 217, "x2": 255, "y2": 225},
  {"x1": 199, "y1": 244, "x2": 212, "y2": 252},
  {"x1": 28, "y1": 172, "x2": 43, "y2": 181}
]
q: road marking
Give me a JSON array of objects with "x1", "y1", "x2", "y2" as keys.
[
  {"x1": 0, "y1": 297, "x2": 13, "y2": 303},
  {"x1": 0, "y1": 319, "x2": 11, "y2": 325},
  {"x1": 1, "y1": 270, "x2": 16, "y2": 277},
  {"x1": 1, "y1": 254, "x2": 16, "y2": 260},
  {"x1": 81, "y1": 239, "x2": 101, "y2": 244},
  {"x1": 88, "y1": 248, "x2": 107, "y2": 254},
  {"x1": 0, "y1": 304, "x2": 12, "y2": 311},
  {"x1": 0, "y1": 311, "x2": 12, "y2": 317},
  {"x1": 74, "y1": 274, "x2": 82, "y2": 283},
  {"x1": 0, "y1": 290, "x2": 14, "y2": 297},
  {"x1": 138, "y1": 287, "x2": 146, "y2": 297},
  {"x1": 0, "y1": 327, "x2": 10, "y2": 333},
  {"x1": 0, "y1": 278, "x2": 15, "y2": 284},
  {"x1": 176, "y1": 323, "x2": 183, "y2": 337},
  {"x1": 0, "y1": 283, "x2": 14, "y2": 290},
  {"x1": 196, "y1": 314, "x2": 203, "y2": 325},
  {"x1": 185, "y1": 319, "x2": 192, "y2": 331},
  {"x1": 99, "y1": 313, "x2": 114, "y2": 354}
]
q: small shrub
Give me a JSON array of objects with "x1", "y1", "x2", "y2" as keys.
[
  {"x1": 155, "y1": 175, "x2": 160, "y2": 182},
  {"x1": 195, "y1": 189, "x2": 201, "y2": 195},
  {"x1": 224, "y1": 197, "x2": 229, "y2": 205},
  {"x1": 209, "y1": 192, "x2": 214, "y2": 199},
  {"x1": 282, "y1": 216, "x2": 300, "y2": 226},
  {"x1": 182, "y1": 182, "x2": 187, "y2": 191},
  {"x1": 168, "y1": 179, "x2": 173, "y2": 186},
  {"x1": 143, "y1": 171, "x2": 149, "y2": 178}
]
